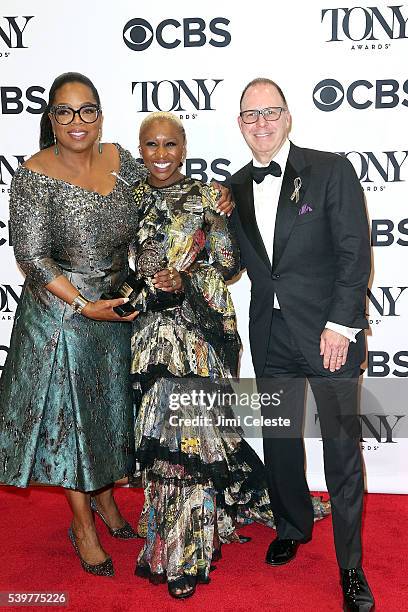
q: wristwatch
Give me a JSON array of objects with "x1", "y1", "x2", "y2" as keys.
[{"x1": 71, "y1": 294, "x2": 89, "y2": 314}]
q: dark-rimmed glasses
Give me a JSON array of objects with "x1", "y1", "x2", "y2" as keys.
[
  {"x1": 240, "y1": 106, "x2": 286, "y2": 124},
  {"x1": 50, "y1": 104, "x2": 101, "y2": 125}
]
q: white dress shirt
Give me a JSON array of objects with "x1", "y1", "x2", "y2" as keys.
[{"x1": 252, "y1": 139, "x2": 360, "y2": 342}]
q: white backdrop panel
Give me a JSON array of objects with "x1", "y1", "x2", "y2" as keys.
[{"x1": 0, "y1": 0, "x2": 407, "y2": 492}]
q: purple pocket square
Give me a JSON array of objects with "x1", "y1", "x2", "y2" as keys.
[{"x1": 298, "y1": 204, "x2": 313, "y2": 216}]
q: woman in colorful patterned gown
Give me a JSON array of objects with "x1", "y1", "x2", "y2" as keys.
[{"x1": 131, "y1": 112, "x2": 330, "y2": 599}]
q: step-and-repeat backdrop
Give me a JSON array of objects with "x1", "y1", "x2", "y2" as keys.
[{"x1": 1, "y1": 1, "x2": 407, "y2": 492}]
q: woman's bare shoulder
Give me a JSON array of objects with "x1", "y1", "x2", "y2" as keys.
[{"x1": 23, "y1": 148, "x2": 54, "y2": 173}]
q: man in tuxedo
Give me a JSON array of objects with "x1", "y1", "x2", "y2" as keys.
[{"x1": 229, "y1": 78, "x2": 374, "y2": 610}]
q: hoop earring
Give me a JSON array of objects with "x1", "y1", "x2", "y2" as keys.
[
  {"x1": 98, "y1": 129, "x2": 103, "y2": 154},
  {"x1": 53, "y1": 133, "x2": 59, "y2": 156}
]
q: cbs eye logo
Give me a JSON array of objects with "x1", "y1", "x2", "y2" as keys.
[
  {"x1": 313, "y1": 78, "x2": 408, "y2": 111},
  {"x1": 313, "y1": 79, "x2": 344, "y2": 111},
  {"x1": 123, "y1": 17, "x2": 231, "y2": 51},
  {"x1": 123, "y1": 18, "x2": 153, "y2": 51}
]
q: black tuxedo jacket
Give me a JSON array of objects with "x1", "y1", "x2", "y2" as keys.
[{"x1": 229, "y1": 142, "x2": 371, "y2": 376}]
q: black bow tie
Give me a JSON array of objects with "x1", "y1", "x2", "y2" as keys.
[{"x1": 251, "y1": 160, "x2": 282, "y2": 183}]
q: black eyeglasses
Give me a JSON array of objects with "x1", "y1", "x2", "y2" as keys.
[
  {"x1": 240, "y1": 106, "x2": 286, "y2": 124},
  {"x1": 50, "y1": 103, "x2": 101, "y2": 125}
]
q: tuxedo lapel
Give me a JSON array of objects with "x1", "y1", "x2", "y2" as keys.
[
  {"x1": 272, "y1": 144, "x2": 311, "y2": 270},
  {"x1": 232, "y1": 164, "x2": 272, "y2": 270}
]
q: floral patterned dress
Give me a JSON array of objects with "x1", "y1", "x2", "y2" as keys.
[{"x1": 131, "y1": 177, "x2": 329, "y2": 583}]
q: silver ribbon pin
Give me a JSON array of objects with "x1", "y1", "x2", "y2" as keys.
[{"x1": 290, "y1": 177, "x2": 302, "y2": 204}]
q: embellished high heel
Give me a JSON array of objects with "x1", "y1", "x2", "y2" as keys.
[
  {"x1": 90, "y1": 497, "x2": 138, "y2": 539},
  {"x1": 68, "y1": 527, "x2": 114, "y2": 577}
]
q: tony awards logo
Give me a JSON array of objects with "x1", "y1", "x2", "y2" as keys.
[
  {"x1": 0, "y1": 16, "x2": 34, "y2": 58},
  {"x1": 131, "y1": 79, "x2": 223, "y2": 113},
  {"x1": 321, "y1": 5, "x2": 408, "y2": 50}
]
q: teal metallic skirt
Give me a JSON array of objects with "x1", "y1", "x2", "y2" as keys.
[{"x1": 0, "y1": 282, "x2": 135, "y2": 492}]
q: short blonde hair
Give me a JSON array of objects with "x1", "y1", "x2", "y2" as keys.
[{"x1": 139, "y1": 111, "x2": 186, "y2": 141}]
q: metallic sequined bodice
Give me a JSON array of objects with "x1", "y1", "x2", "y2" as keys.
[{"x1": 9, "y1": 144, "x2": 145, "y2": 301}]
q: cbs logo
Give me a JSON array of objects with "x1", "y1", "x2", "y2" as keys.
[
  {"x1": 123, "y1": 17, "x2": 231, "y2": 51},
  {"x1": 367, "y1": 351, "x2": 408, "y2": 377},
  {"x1": 313, "y1": 78, "x2": 408, "y2": 111},
  {"x1": 371, "y1": 219, "x2": 408, "y2": 247}
]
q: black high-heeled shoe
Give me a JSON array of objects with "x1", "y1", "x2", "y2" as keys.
[
  {"x1": 68, "y1": 527, "x2": 114, "y2": 577},
  {"x1": 168, "y1": 575, "x2": 196, "y2": 600},
  {"x1": 90, "y1": 497, "x2": 138, "y2": 539}
]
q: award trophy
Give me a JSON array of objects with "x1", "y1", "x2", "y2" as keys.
[{"x1": 101, "y1": 239, "x2": 181, "y2": 317}]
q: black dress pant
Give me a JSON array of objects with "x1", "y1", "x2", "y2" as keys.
[{"x1": 259, "y1": 309, "x2": 364, "y2": 569}]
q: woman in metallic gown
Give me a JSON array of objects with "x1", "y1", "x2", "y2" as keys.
[{"x1": 0, "y1": 72, "x2": 152, "y2": 577}]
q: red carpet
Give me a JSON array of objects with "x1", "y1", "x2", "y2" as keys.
[{"x1": 0, "y1": 486, "x2": 407, "y2": 611}]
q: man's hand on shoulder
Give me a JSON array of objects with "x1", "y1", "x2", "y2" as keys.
[{"x1": 320, "y1": 329, "x2": 350, "y2": 372}]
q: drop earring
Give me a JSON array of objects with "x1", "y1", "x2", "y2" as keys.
[
  {"x1": 98, "y1": 129, "x2": 103, "y2": 154},
  {"x1": 53, "y1": 133, "x2": 59, "y2": 156}
]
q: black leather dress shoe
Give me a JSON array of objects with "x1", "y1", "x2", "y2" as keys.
[
  {"x1": 265, "y1": 538, "x2": 300, "y2": 566},
  {"x1": 341, "y1": 567, "x2": 375, "y2": 611}
]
